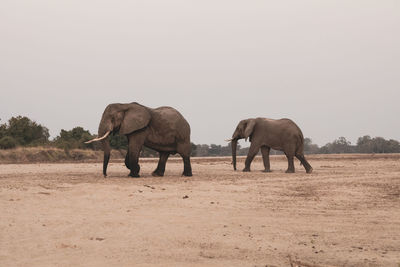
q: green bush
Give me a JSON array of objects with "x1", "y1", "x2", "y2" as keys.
[
  {"x1": 6, "y1": 116, "x2": 49, "y2": 146},
  {"x1": 0, "y1": 136, "x2": 17, "y2": 149},
  {"x1": 54, "y1": 127, "x2": 95, "y2": 150},
  {"x1": 110, "y1": 134, "x2": 128, "y2": 149},
  {"x1": 0, "y1": 116, "x2": 49, "y2": 147}
]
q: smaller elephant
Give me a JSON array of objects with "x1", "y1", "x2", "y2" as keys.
[{"x1": 227, "y1": 118, "x2": 312, "y2": 173}]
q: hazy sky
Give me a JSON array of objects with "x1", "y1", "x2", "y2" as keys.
[{"x1": 1, "y1": 0, "x2": 399, "y2": 146}]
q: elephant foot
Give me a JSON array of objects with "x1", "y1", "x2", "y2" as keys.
[
  {"x1": 152, "y1": 170, "x2": 164, "y2": 177},
  {"x1": 285, "y1": 169, "x2": 295, "y2": 173},
  {"x1": 306, "y1": 167, "x2": 313, "y2": 174},
  {"x1": 262, "y1": 169, "x2": 272, "y2": 173},
  {"x1": 182, "y1": 171, "x2": 192, "y2": 177},
  {"x1": 129, "y1": 173, "x2": 140, "y2": 178},
  {"x1": 242, "y1": 168, "x2": 250, "y2": 172}
]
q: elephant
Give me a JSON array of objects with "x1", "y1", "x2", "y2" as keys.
[
  {"x1": 227, "y1": 118, "x2": 313, "y2": 173},
  {"x1": 85, "y1": 102, "x2": 192, "y2": 178}
]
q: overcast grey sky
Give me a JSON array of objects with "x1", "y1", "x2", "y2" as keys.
[{"x1": 1, "y1": 0, "x2": 399, "y2": 146}]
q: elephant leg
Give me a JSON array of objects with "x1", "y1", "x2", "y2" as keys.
[
  {"x1": 127, "y1": 148, "x2": 141, "y2": 177},
  {"x1": 125, "y1": 151, "x2": 130, "y2": 169},
  {"x1": 296, "y1": 153, "x2": 313, "y2": 173},
  {"x1": 177, "y1": 143, "x2": 192, "y2": 176},
  {"x1": 181, "y1": 156, "x2": 192, "y2": 176},
  {"x1": 127, "y1": 133, "x2": 146, "y2": 178},
  {"x1": 285, "y1": 153, "x2": 295, "y2": 173},
  {"x1": 260, "y1": 146, "x2": 271, "y2": 172},
  {"x1": 243, "y1": 143, "x2": 259, "y2": 172},
  {"x1": 152, "y1": 152, "x2": 170, "y2": 177}
]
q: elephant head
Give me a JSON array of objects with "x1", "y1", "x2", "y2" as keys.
[
  {"x1": 227, "y1": 119, "x2": 256, "y2": 170},
  {"x1": 85, "y1": 103, "x2": 151, "y2": 176}
]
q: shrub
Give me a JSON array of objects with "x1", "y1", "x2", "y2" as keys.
[
  {"x1": 54, "y1": 127, "x2": 95, "y2": 150},
  {"x1": 6, "y1": 116, "x2": 49, "y2": 146},
  {"x1": 0, "y1": 136, "x2": 17, "y2": 149},
  {"x1": 110, "y1": 134, "x2": 128, "y2": 149}
]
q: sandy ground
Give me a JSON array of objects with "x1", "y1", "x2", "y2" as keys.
[{"x1": 1, "y1": 154, "x2": 399, "y2": 267}]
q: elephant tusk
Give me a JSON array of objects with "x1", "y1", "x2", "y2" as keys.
[
  {"x1": 84, "y1": 131, "x2": 111, "y2": 144},
  {"x1": 225, "y1": 138, "x2": 233, "y2": 142}
]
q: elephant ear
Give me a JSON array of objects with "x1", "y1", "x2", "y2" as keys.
[
  {"x1": 119, "y1": 104, "x2": 151, "y2": 135},
  {"x1": 244, "y1": 119, "x2": 256, "y2": 141}
]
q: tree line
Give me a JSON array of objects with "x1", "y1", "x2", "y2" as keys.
[{"x1": 1, "y1": 116, "x2": 399, "y2": 156}]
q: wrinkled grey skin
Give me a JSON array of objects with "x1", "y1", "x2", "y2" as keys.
[
  {"x1": 231, "y1": 118, "x2": 312, "y2": 173},
  {"x1": 97, "y1": 102, "x2": 192, "y2": 178}
]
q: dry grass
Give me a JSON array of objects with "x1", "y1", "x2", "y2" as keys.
[{"x1": 0, "y1": 147, "x2": 126, "y2": 164}]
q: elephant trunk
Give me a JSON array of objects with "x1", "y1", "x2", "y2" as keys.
[
  {"x1": 231, "y1": 139, "x2": 238, "y2": 171},
  {"x1": 102, "y1": 139, "x2": 111, "y2": 177},
  {"x1": 97, "y1": 117, "x2": 113, "y2": 177}
]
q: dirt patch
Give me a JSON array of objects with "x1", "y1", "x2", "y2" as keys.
[{"x1": 1, "y1": 154, "x2": 399, "y2": 266}]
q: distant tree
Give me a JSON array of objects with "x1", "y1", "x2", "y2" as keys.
[
  {"x1": 385, "y1": 139, "x2": 400, "y2": 153},
  {"x1": 238, "y1": 147, "x2": 250, "y2": 155},
  {"x1": 208, "y1": 144, "x2": 221, "y2": 156},
  {"x1": 356, "y1": 135, "x2": 400, "y2": 153},
  {"x1": 318, "y1": 144, "x2": 329, "y2": 154},
  {"x1": 220, "y1": 144, "x2": 232, "y2": 156},
  {"x1": 1, "y1": 116, "x2": 49, "y2": 146},
  {"x1": 303, "y1": 137, "x2": 320, "y2": 154},
  {"x1": 195, "y1": 144, "x2": 210, "y2": 157},
  {"x1": 54, "y1": 127, "x2": 94, "y2": 149},
  {"x1": 191, "y1": 143, "x2": 235, "y2": 157},
  {"x1": 320, "y1": 137, "x2": 354, "y2": 154},
  {"x1": 356, "y1": 135, "x2": 373, "y2": 153},
  {"x1": 191, "y1": 142, "x2": 197, "y2": 156},
  {"x1": 236, "y1": 143, "x2": 251, "y2": 156},
  {"x1": 0, "y1": 122, "x2": 6, "y2": 139}
]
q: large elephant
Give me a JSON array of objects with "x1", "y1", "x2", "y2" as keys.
[
  {"x1": 227, "y1": 118, "x2": 313, "y2": 173},
  {"x1": 86, "y1": 102, "x2": 192, "y2": 177}
]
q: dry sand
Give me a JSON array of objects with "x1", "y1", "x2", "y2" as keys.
[{"x1": 1, "y1": 154, "x2": 399, "y2": 267}]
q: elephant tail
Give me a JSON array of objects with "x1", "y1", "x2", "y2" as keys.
[
  {"x1": 296, "y1": 135, "x2": 305, "y2": 154},
  {"x1": 294, "y1": 124, "x2": 305, "y2": 153}
]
